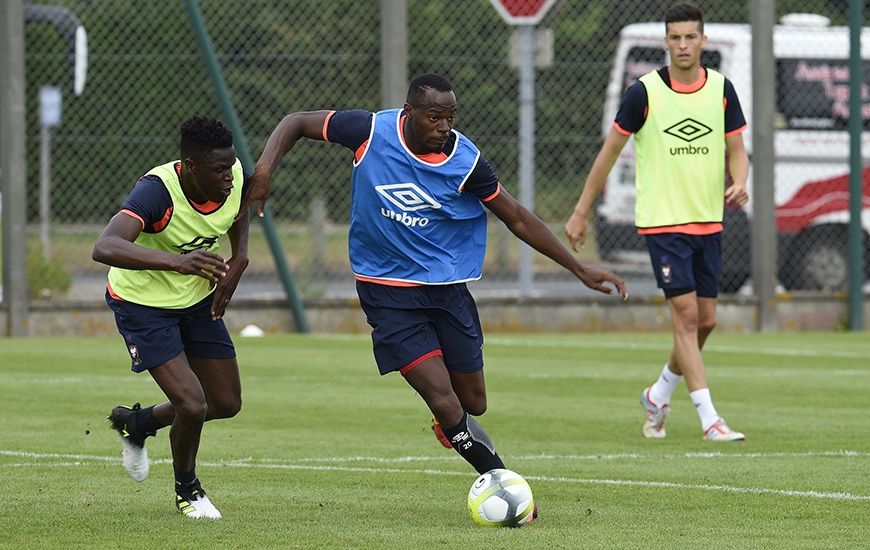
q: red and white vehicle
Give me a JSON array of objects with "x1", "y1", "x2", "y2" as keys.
[{"x1": 594, "y1": 14, "x2": 870, "y2": 292}]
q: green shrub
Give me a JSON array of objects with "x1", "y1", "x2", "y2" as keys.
[{"x1": 26, "y1": 244, "x2": 72, "y2": 300}]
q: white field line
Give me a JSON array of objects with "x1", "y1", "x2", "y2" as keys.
[
  {"x1": 312, "y1": 333, "x2": 870, "y2": 360},
  {"x1": 484, "y1": 337, "x2": 870, "y2": 360},
  {"x1": 0, "y1": 376, "x2": 154, "y2": 384},
  {"x1": 3, "y1": 449, "x2": 869, "y2": 502}
]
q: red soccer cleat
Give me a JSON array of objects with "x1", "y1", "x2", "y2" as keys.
[{"x1": 431, "y1": 417, "x2": 453, "y2": 449}]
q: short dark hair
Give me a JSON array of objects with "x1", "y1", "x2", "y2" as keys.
[
  {"x1": 179, "y1": 115, "x2": 234, "y2": 159},
  {"x1": 406, "y1": 73, "x2": 454, "y2": 106},
  {"x1": 664, "y1": 3, "x2": 704, "y2": 34}
]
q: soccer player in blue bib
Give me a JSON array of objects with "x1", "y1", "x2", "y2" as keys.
[
  {"x1": 93, "y1": 116, "x2": 250, "y2": 518},
  {"x1": 566, "y1": 3, "x2": 750, "y2": 441},
  {"x1": 241, "y1": 74, "x2": 627, "y2": 492}
]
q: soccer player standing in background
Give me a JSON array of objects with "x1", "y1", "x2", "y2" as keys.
[
  {"x1": 239, "y1": 74, "x2": 627, "y2": 489},
  {"x1": 565, "y1": 3, "x2": 750, "y2": 441},
  {"x1": 93, "y1": 116, "x2": 250, "y2": 518}
]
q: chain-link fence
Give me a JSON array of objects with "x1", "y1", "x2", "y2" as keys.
[{"x1": 1, "y1": 0, "x2": 861, "y2": 306}]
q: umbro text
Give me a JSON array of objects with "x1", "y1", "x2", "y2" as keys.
[
  {"x1": 669, "y1": 145, "x2": 709, "y2": 155},
  {"x1": 380, "y1": 208, "x2": 430, "y2": 227}
]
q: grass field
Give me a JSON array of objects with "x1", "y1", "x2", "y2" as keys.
[{"x1": 1, "y1": 332, "x2": 869, "y2": 549}]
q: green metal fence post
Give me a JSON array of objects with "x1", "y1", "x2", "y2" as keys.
[{"x1": 848, "y1": 0, "x2": 864, "y2": 331}]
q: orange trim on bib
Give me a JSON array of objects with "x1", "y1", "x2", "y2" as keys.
[
  {"x1": 106, "y1": 281, "x2": 124, "y2": 301},
  {"x1": 354, "y1": 275, "x2": 422, "y2": 287},
  {"x1": 638, "y1": 222, "x2": 722, "y2": 235}
]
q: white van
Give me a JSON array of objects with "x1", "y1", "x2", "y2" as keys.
[{"x1": 594, "y1": 14, "x2": 870, "y2": 292}]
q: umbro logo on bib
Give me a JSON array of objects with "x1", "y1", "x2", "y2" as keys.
[
  {"x1": 375, "y1": 183, "x2": 442, "y2": 212},
  {"x1": 176, "y1": 235, "x2": 220, "y2": 253},
  {"x1": 664, "y1": 118, "x2": 713, "y2": 142},
  {"x1": 376, "y1": 183, "x2": 441, "y2": 227},
  {"x1": 665, "y1": 118, "x2": 712, "y2": 156}
]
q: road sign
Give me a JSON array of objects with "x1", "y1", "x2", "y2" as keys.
[
  {"x1": 509, "y1": 28, "x2": 553, "y2": 68},
  {"x1": 489, "y1": 0, "x2": 559, "y2": 25},
  {"x1": 40, "y1": 86, "x2": 62, "y2": 127}
]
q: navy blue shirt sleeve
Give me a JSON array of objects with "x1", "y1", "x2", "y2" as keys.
[
  {"x1": 724, "y1": 78, "x2": 747, "y2": 133},
  {"x1": 463, "y1": 156, "x2": 500, "y2": 201},
  {"x1": 326, "y1": 109, "x2": 374, "y2": 151},
  {"x1": 121, "y1": 175, "x2": 173, "y2": 233},
  {"x1": 613, "y1": 81, "x2": 648, "y2": 134}
]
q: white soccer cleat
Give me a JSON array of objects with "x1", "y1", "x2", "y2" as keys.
[
  {"x1": 119, "y1": 439, "x2": 149, "y2": 482},
  {"x1": 703, "y1": 418, "x2": 745, "y2": 442},
  {"x1": 176, "y1": 486, "x2": 222, "y2": 519},
  {"x1": 107, "y1": 403, "x2": 150, "y2": 482},
  {"x1": 640, "y1": 387, "x2": 670, "y2": 439}
]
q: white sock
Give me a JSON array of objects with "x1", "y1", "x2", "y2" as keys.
[
  {"x1": 648, "y1": 363, "x2": 683, "y2": 406},
  {"x1": 690, "y1": 388, "x2": 720, "y2": 432}
]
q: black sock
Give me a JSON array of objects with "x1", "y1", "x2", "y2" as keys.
[
  {"x1": 440, "y1": 411, "x2": 506, "y2": 474},
  {"x1": 133, "y1": 405, "x2": 163, "y2": 437},
  {"x1": 174, "y1": 468, "x2": 198, "y2": 489}
]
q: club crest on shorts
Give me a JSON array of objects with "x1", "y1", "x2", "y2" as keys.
[
  {"x1": 127, "y1": 344, "x2": 142, "y2": 366},
  {"x1": 661, "y1": 264, "x2": 673, "y2": 284}
]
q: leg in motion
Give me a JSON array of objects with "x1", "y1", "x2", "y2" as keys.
[
  {"x1": 404, "y1": 357, "x2": 504, "y2": 474},
  {"x1": 669, "y1": 293, "x2": 743, "y2": 441},
  {"x1": 149, "y1": 352, "x2": 222, "y2": 518}
]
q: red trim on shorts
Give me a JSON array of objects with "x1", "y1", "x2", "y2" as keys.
[
  {"x1": 638, "y1": 222, "x2": 722, "y2": 235},
  {"x1": 399, "y1": 349, "x2": 443, "y2": 376}
]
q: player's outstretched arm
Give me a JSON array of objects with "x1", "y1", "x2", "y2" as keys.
[
  {"x1": 238, "y1": 110, "x2": 334, "y2": 219},
  {"x1": 92, "y1": 212, "x2": 229, "y2": 288},
  {"x1": 485, "y1": 189, "x2": 628, "y2": 300},
  {"x1": 565, "y1": 128, "x2": 630, "y2": 251}
]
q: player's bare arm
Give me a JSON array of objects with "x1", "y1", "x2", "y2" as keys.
[
  {"x1": 93, "y1": 212, "x2": 229, "y2": 288},
  {"x1": 724, "y1": 133, "x2": 750, "y2": 207},
  {"x1": 239, "y1": 110, "x2": 333, "y2": 219},
  {"x1": 486, "y1": 188, "x2": 628, "y2": 300},
  {"x1": 212, "y1": 208, "x2": 251, "y2": 319},
  {"x1": 565, "y1": 128, "x2": 630, "y2": 251}
]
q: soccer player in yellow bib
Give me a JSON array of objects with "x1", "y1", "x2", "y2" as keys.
[
  {"x1": 565, "y1": 3, "x2": 750, "y2": 441},
  {"x1": 93, "y1": 116, "x2": 250, "y2": 517}
]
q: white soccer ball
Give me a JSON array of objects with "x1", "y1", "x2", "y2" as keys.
[{"x1": 467, "y1": 468, "x2": 535, "y2": 527}]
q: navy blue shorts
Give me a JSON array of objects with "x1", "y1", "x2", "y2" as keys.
[
  {"x1": 356, "y1": 281, "x2": 484, "y2": 376},
  {"x1": 106, "y1": 291, "x2": 235, "y2": 373},
  {"x1": 644, "y1": 232, "x2": 721, "y2": 298}
]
